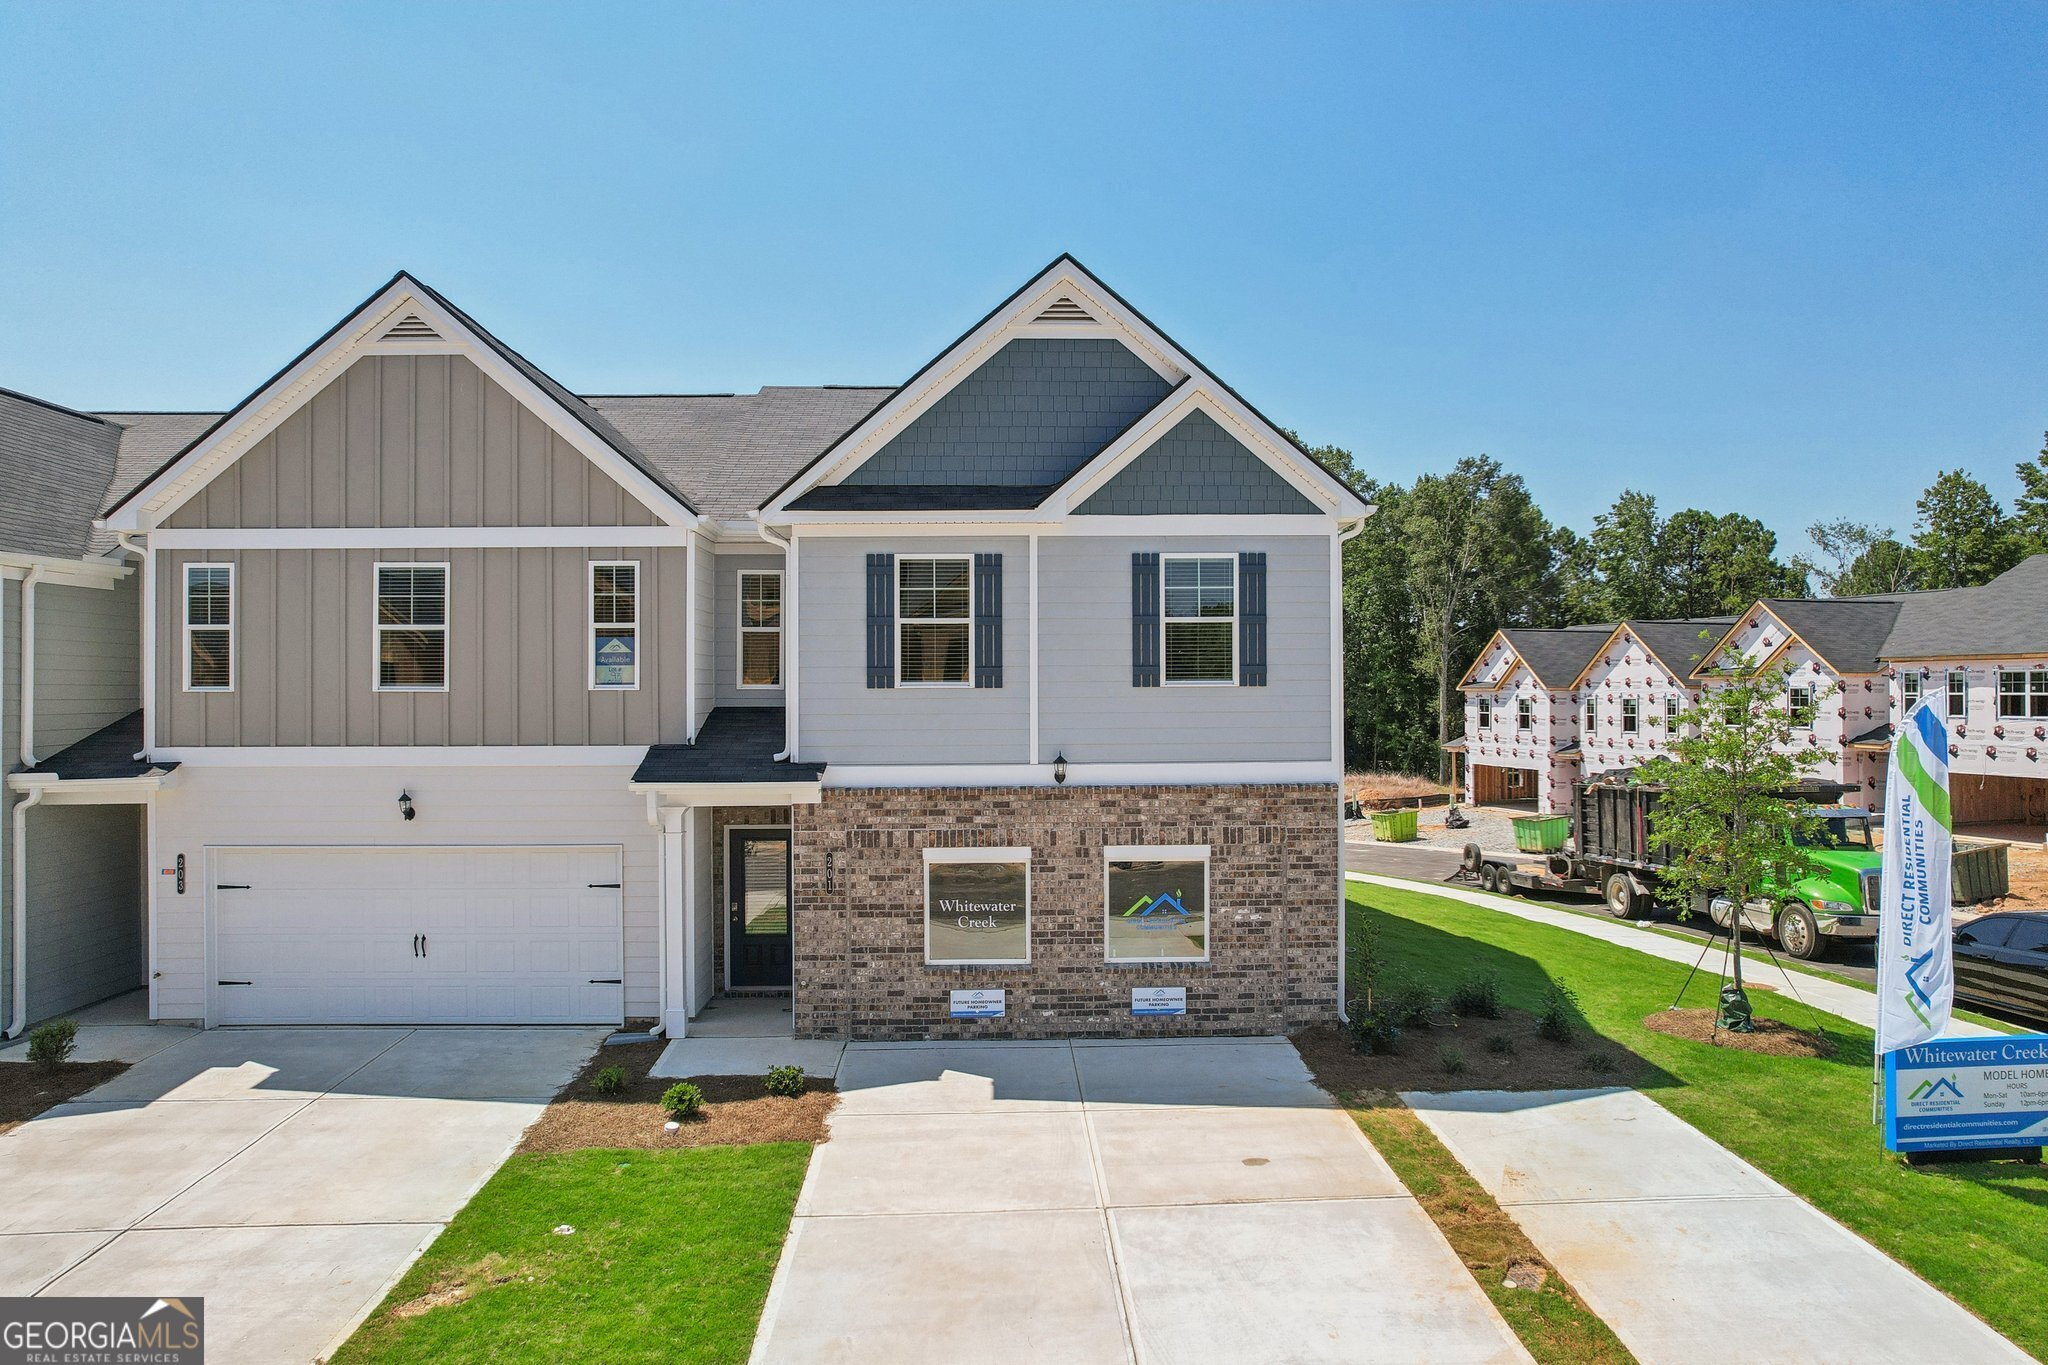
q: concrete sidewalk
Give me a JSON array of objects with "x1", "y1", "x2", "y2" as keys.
[
  {"x1": 1407, "y1": 1088, "x2": 2029, "y2": 1365},
  {"x1": 753, "y1": 1038, "x2": 1530, "y2": 1365},
  {"x1": 1348, "y1": 871, "x2": 2000, "y2": 1039}
]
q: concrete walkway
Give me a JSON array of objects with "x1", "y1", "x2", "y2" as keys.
[
  {"x1": 754, "y1": 1037, "x2": 1529, "y2": 1365},
  {"x1": 1348, "y1": 871, "x2": 2001, "y2": 1039},
  {"x1": 0, "y1": 1025, "x2": 601, "y2": 1364},
  {"x1": 1406, "y1": 1088, "x2": 2029, "y2": 1364},
  {"x1": 651, "y1": 994, "x2": 846, "y2": 1079}
]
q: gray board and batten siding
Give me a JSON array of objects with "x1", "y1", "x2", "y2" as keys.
[
  {"x1": 1075, "y1": 410, "x2": 1319, "y2": 516},
  {"x1": 153, "y1": 546, "x2": 691, "y2": 747},
  {"x1": 840, "y1": 339, "x2": 1173, "y2": 488},
  {"x1": 163, "y1": 355, "x2": 662, "y2": 530},
  {"x1": 794, "y1": 534, "x2": 1330, "y2": 767}
]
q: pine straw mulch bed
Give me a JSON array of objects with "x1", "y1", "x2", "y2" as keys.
[
  {"x1": 1640, "y1": 1007, "x2": 1835, "y2": 1058},
  {"x1": 518, "y1": 1039, "x2": 836, "y2": 1155},
  {"x1": 0, "y1": 1060, "x2": 130, "y2": 1134},
  {"x1": 1294, "y1": 1006, "x2": 1647, "y2": 1095}
]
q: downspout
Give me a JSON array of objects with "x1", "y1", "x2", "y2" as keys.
[
  {"x1": 18, "y1": 564, "x2": 44, "y2": 769},
  {"x1": 1334, "y1": 514, "x2": 1370, "y2": 1024},
  {"x1": 646, "y1": 792, "x2": 667, "y2": 1039},
  {"x1": 754, "y1": 519, "x2": 794, "y2": 761},
  {"x1": 6, "y1": 785, "x2": 45, "y2": 1038}
]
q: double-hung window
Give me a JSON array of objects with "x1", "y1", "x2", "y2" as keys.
[
  {"x1": 1516, "y1": 698, "x2": 1533, "y2": 731},
  {"x1": 1476, "y1": 698, "x2": 1492, "y2": 730},
  {"x1": 590, "y1": 562, "x2": 638, "y2": 690},
  {"x1": 1900, "y1": 672, "x2": 1922, "y2": 712},
  {"x1": 1947, "y1": 669, "x2": 1968, "y2": 720},
  {"x1": 1162, "y1": 555, "x2": 1235, "y2": 684},
  {"x1": 1665, "y1": 694, "x2": 1681, "y2": 726},
  {"x1": 1787, "y1": 685, "x2": 1815, "y2": 728},
  {"x1": 183, "y1": 563, "x2": 234, "y2": 691},
  {"x1": 898, "y1": 556, "x2": 972, "y2": 686},
  {"x1": 1999, "y1": 669, "x2": 2048, "y2": 719},
  {"x1": 739, "y1": 570, "x2": 782, "y2": 688},
  {"x1": 375, "y1": 563, "x2": 448, "y2": 691},
  {"x1": 1583, "y1": 695, "x2": 1597, "y2": 730},
  {"x1": 1621, "y1": 697, "x2": 1640, "y2": 733}
]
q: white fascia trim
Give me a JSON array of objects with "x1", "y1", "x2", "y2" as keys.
[
  {"x1": 628, "y1": 781, "x2": 824, "y2": 806},
  {"x1": 0, "y1": 552, "x2": 133, "y2": 588},
  {"x1": 150, "y1": 526, "x2": 692, "y2": 549},
  {"x1": 6, "y1": 772, "x2": 176, "y2": 801},
  {"x1": 764, "y1": 263, "x2": 1192, "y2": 513},
  {"x1": 1052, "y1": 383, "x2": 1351, "y2": 516},
  {"x1": 773, "y1": 515, "x2": 1341, "y2": 537},
  {"x1": 823, "y1": 760, "x2": 1341, "y2": 788},
  {"x1": 152, "y1": 745, "x2": 647, "y2": 767},
  {"x1": 107, "y1": 278, "x2": 697, "y2": 532}
]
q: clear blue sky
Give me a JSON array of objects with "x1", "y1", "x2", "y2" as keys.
[{"x1": 3, "y1": 2, "x2": 2042, "y2": 547}]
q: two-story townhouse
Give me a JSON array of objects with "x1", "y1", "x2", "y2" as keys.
[
  {"x1": 89, "y1": 257, "x2": 1370, "y2": 1041},
  {"x1": 1566, "y1": 617, "x2": 1734, "y2": 781},
  {"x1": 1454, "y1": 625, "x2": 1612, "y2": 811},
  {"x1": 0, "y1": 389, "x2": 187, "y2": 1038}
]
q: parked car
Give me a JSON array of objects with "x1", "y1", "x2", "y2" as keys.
[{"x1": 1951, "y1": 912, "x2": 2048, "y2": 1027}]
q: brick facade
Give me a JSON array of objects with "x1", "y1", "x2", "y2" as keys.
[{"x1": 789, "y1": 783, "x2": 1340, "y2": 1040}]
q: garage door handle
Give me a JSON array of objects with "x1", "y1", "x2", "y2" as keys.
[
  {"x1": 412, "y1": 934, "x2": 422, "y2": 957},
  {"x1": 218, "y1": 884, "x2": 252, "y2": 890},
  {"x1": 588, "y1": 882, "x2": 621, "y2": 889},
  {"x1": 589, "y1": 978, "x2": 622, "y2": 985},
  {"x1": 218, "y1": 980, "x2": 252, "y2": 986}
]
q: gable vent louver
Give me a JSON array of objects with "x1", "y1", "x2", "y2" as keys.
[
  {"x1": 1032, "y1": 296, "x2": 1097, "y2": 325},
  {"x1": 380, "y1": 313, "x2": 442, "y2": 341}
]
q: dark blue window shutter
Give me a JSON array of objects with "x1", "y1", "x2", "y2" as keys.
[
  {"x1": 866, "y1": 552, "x2": 895, "y2": 688},
  {"x1": 1238, "y1": 551, "x2": 1267, "y2": 686},
  {"x1": 1132, "y1": 552, "x2": 1161, "y2": 687},
  {"x1": 974, "y1": 553, "x2": 1003, "y2": 688}
]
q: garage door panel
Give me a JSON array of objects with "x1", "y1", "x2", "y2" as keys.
[{"x1": 211, "y1": 846, "x2": 623, "y2": 1026}]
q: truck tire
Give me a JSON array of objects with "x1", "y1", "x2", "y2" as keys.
[
  {"x1": 1462, "y1": 843, "x2": 1484, "y2": 876},
  {"x1": 1479, "y1": 863, "x2": 1502, "y2": 894},
  {"x1": 1604, "y1": 872, "x2": 1643, "y2": 920},
  {"x1": 1775, "y1": 903, "x2": 1823, "y2": 961}
]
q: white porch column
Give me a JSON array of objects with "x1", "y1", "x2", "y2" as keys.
[{"x1": 660, "y1": 805, "x2": 693, "y2": 1039}]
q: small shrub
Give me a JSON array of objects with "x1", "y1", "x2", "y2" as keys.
[
  {"x1": 589, "y1": 1064, "x2": 627, "y2": 1096},
  {"x1": 1483, "y1": 1032, "x2": 1515, "y2": 1056},
  {"x1": 1437, "y1": 1045, "x2": 1468, "y2": 1076},
  {"x1": 1347, "y1": 1008, "x2": 1401, "y2": 1056},
  {"x1": 26, "y1": 1020, "x2": 78, "y2": 1072},
  {"x1": 764, "y1": 1064, "x2": 806, "y2": 1098},
  {"x1": 1450, "y1": 973, "x2": 1502, "y2": 1020},
  {"x1": 1580, "y1": 1051, "x2": 1617, "y2": 1075},
  {"x1": 1537, "y1": 982, "x2": 1580, "y2": 1044},
  {"x1": 1385, "y1": 975, "x2": 1442, "y2": 1030},
  {"x1": 660, "y1": 1081, "x2": 704, "y2": 1120}
]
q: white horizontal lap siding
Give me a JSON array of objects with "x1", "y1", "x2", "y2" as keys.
[
  {"x1": 796, "y1": 535, "x2": 1029, "y2": 764},
  {"x1": 149, "y1": 765, "x2": 657, "y2": 1023},
  {"x1": 1038, "y1": 534, "x2": 1329, "y2": 764}
]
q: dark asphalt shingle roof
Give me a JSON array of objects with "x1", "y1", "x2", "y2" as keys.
[
  {"x1": 1498, "y1": 626, "x2": 1616, "y2": 688},
  {"x1": 1879, "y1": 555, "x2": 2048, "y2": 660},
  {"x1": 786, "y1": 483, "x2": 1055, "y2": 512},
  {"x1": 631, "y1": 708, "x2": 825, "y2": 785},
  {"x1": 1752, "y1": 597, "x2": 1905, "y2": 675},
  {"x1": 18, "y1": 711, "x2": 174, "y2": 781},
  {"x1": 0, "y1": 388, "x2": 122, "y2": 559},
  {"x1": 1624, "y1": 617, "x2": 1736, "y2": 679}
]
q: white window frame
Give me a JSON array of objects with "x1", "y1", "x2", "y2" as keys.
[
  {"x1": 1787, "y1": 685, "x2": 1814, "y2": 728},
  {"x1": 897, "y1": 554, "x2": 975, "y2": 689},
  {"x1": 1476, "y1": 697, "x2": 1492, "y2": 730},
  {"x1": 737, "y1": 569, "x2": 783, "y2": 690},
  {"x1": 1161, "y1": 552, "x2": 1237, "y2": 687},
  {"x1": 1946, "y1": 669, "x2": 1968, "y2": 720},
  {"x1": 1998, "y1": 668, "x2": 2048, "y2": 720},
  {"x1": 373, "y1": 560, "x2": 451, "y2": 694},
  {"x1": 182, "y1": 562, "x2": 235, "y2": 693},
  {"x1": 588, "y1": 560, "x2": 640, "y2": 692},
  {"x1": 1516, "y1": 697, "x2": 1533, "y2": 731},
  {"x1": 1665, "y1": 693, "x2": 1681, "y2": 725},
  {"x1": 1583, "y1": 695, "x2": 1597, "y2": 730},
  {"x1": 923, "y1": 846, "x2": 1032, "y2": 967},
  {"x1": 1104, "y1": 843, "x2": 1211, "y2": 965},
  {"x1": 1900, "y1": 671, "x2": 1922, "y2": 711}
]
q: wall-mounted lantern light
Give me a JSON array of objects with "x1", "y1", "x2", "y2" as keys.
[
  {"x1": 398, "y1": 791, "x2": 416, "y2": 821},
  {"x1": 1053, "y1": 753, "x2": 1068, "y2": 785}
]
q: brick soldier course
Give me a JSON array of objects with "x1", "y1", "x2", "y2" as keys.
[{"x1": 790, "y1": 784, "x2": 1341, "y2": 1040}]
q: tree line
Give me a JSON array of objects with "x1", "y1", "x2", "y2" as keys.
[{"x1": 1303, "y1": 433, "x2": 2048, "y2": 777}]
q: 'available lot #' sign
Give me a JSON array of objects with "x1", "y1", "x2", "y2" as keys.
[{"x1": 1883, "y1": 1035, "x2": 2048, "y2": 1153}]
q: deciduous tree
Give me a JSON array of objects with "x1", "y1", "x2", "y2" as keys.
[{"x1": 1912, "y1": 469, "x2": 2020, "y2": 589}]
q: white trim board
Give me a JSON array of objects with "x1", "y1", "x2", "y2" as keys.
[
  {"x1": 823, "y1": 760, "x2": 1340, "y2": 788},
  {"x1": 103, "y1": 274, "x2": 698, "y2": 533},
  {"x1": 151, "y1": 746, "x2": 648, "y2": 767},
  {"x1": 148, "y1": 526, "x2": 692, "y2": 549}
]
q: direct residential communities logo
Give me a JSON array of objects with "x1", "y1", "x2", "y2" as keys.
[
  {"x1": 1120, "y1": 887, "x2": 1193, "y2": 931},
  {"x1": 1905, "y1": 1075, "x2": 1965, "y2": 1105},
  {"x1": 1, "y1": 1296, "x2": 204, "y2": 1364}
]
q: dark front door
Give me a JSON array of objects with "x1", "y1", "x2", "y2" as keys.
[{"x1": 728, "y1": 828, "x2": 793, "y2": 989}]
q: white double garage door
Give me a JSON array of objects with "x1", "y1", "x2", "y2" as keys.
[{"x1": 209, "y1": 846, "x2": 623, "y2": 1026}]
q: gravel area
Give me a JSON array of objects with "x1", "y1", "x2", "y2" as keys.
[{"x1": 1352, "y1": 803, "x2": 1530, "y2": 856}]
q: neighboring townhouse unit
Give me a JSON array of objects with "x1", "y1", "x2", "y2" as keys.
[
  {"x1": 78, "y1": 257, "x2": 1369, "y2": 1041},
  {"x1": 1453, "y1": 617, "x2": 1727, "y2": 813},
  {"x1": 0, "y1": 388, "x2": 195, "y2": 1039},
  {"x1": 1455, "y1": 556, "x2": 2048, "y2": 829}
]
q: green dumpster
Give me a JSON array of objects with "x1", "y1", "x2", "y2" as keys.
[
  {"x1": 1513, "y1": 814, "x2": 1570, "y2": 853},
  {"x1": 1370, "y1": 808, "x2": 1419, "y2": 843}
]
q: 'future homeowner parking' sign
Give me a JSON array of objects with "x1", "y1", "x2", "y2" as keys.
[{"x1": 1883, "y1": 1034, "x2": 2048, "y2": 1153}]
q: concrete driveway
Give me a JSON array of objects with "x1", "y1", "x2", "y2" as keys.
[
  {"x1": 753, "y1": 1037, "x2": 1528, "y2": 1365},
  {"x1": 0, "y1": 1025, "x2": 602, "y2": 1364}
]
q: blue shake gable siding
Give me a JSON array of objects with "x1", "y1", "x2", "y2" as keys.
[
  {"x1": 1076, "y1": 410, "x2": 1319, "y2": 515},
  {"x1": 842, "y1": 338, "x2": 1172, "y2": 487}
]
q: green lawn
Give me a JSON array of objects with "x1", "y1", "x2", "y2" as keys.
[
  {"x1": 333, "y1": 1143, "x2": 810, "y2": 1365},
  {"x1": 1351, "y1": 881, "x2": 2048, "y2": 1361}
]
